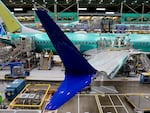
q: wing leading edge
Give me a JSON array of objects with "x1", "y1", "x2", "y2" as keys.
[{"x1": 35, "y1": 9, "x2": 97, "y2": 110}]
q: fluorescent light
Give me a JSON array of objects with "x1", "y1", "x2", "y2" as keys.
[
  {"x1": 78, "y1": 8, "x2": 87, "y2": 10},
  {"x1": 32, "y1": 8, "x2": 36, "y2": 11},
  {"x1": 11, "y1": 12, "x2": 14, "y2": 14},
  {"x1": 14, "y1": 8, "x2": 23, "y2": 11},
  {"x1": 105, "y1": 12, "x2": 114, "y2": 14},
  {"x1": 96, "y1": 8, "x2": 106, "y2": 11}
]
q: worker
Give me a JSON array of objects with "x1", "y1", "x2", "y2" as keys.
[
  {"x1": 121, "y1": 37, "x2": 125, "y2": 47},
  {"x1": 122, "y1": 63, "x2": 130, "y2": 76},
  {"x1": 61, "y1": 62, "x2": 65, "y2": 71},
  {"x1": 48, "y1": 50, "x2": 53, "y2": 70},
  {"x1": 97, "y1": 38, "x2": 102, "y2": 49},
  {"x1": 118, "y1": 37, "x2": 122, "y2": 48},
  {"x1": 114, "y1": 37, "x2": 119, "y2": 47},
  {"x1": 111, "y1": 38, "x2": 115, "y2": 48}
]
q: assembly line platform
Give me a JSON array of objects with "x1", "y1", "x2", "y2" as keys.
[
  {"x1": 0, "y1": 67, "x2": 140, "y2": 82},
  {"x1": 0, "y1": 110, "x2": 41, "y2": 113},
  {"x1": 1, "y1": 94, "x2": 150, "y2": 113},
  {"x1": 0, "y1": 67, "x2": 65, "y2": 81},
  {"x1": 125, "y1": 95, "x2": 150, "y2": 112},
  {"x1": 53, "y1": 93, "x2": 150, "y2": 113}
]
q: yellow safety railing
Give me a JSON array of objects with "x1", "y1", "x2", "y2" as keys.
[{"x1": 9, "y1": 84, "x2": 51, "y2": 109}]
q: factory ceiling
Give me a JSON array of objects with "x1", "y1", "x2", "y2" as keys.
[{"x1": 1, "y1": 0, "x2": 150, "y2": 14}]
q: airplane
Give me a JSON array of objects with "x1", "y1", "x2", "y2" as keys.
[
  {"x1": 0, "y1": 0, "x2": 150, "y2": 110},
  {"x1": 0, "y1": 1, "x2": 98, "y2": 53},
  {"x1": 1, "y1": 1, "x2": 150, "y2": 54},
  {"x1": 35, "y1": 7, "x2": 150, "y2": 110}
]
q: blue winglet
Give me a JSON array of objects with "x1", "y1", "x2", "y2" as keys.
[
  {"x1": 35, "y1": 9, "x2": 97, "y2": 110},
  {"x1": 0, "y1": 24, "x2": 6, "y2": 35}
]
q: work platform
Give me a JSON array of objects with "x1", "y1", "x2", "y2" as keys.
[
  {"x1": 0, "y1": 80, "x2": 150, "y2": 112},
  {"x1": 0, "y1": 110, "x2": 41, "y2": 113},
  {"x1": 125, "y1": 95, "x2": 150, "y2": 112},
  {"x1": 0, "y1": 66, "x2": 141, "y2": 82},
  {"x1": 52, "y1": 93, "x2": 150, "y2": 113},
  {"x1": 1, "y1": 94, "x2": 150, "y2": 113}
]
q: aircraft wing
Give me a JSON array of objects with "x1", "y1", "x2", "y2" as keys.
[
  {"x1": 35, "y1": 8, "x2": 97, "y2": 110},
  {"x1": 127, "y1": 49, "x2": 150, "y2": 55},
  {"x1": 88, "y1": 49, "x2": 130, "y2": 79},
  {"x1": 87, "y1": 49, "x2": 150, "y2": 79}
]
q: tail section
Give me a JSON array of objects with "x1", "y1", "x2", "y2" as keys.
[
  {"x1": 0, "y1": 1, "x2": 41, "y2": 33},
  {"x1": 0, "y1": 1, "x2": 20, "y2": 33},
  {"x1": 35, "y1": 9, "x2": 97, "y2": 110}
]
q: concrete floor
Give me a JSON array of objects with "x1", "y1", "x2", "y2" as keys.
[
  {"x1": 0, "y1": 67, "x2": 150, "y2": 113},
  {"x1": 57, "y1": 94, "x2": 146, "y2": 113}
]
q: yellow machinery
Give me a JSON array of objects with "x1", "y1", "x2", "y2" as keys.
[
  {"x1": 9, "y1": 84, "x2": 51, "y2": 110},
  {"x1": 140, "y1": 71, "x2": 150, "y2": 83}
]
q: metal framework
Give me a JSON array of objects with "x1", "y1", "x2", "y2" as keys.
[{"x1": 9, "y1": 84, "x2": 51, "y2": 110}]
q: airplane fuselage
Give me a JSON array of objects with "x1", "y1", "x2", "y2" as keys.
[
  {"x1": 5, "y1": 32, "x2": 99, "y2": 53},
  {"x1": 1, "y1": 32, "x2": 150, "y2": 53}
]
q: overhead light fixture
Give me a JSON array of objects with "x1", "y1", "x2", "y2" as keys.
[
  {"x1": 14, "y1": 8, "x2": 23, "y2": 11},
  {"x1": 105, "y1": 12, "x2": 114, "y2": 14},
  {"x1": 66, "y1": 0, "x2": 69, "y2": 4},
  {"x1": 88, "y1": 0, "x2": 91, "y2": 4},
  {"x1": 96, "y1": 8, "x2": 106, "y2": 11},
  {"x1": 11, "y1": 12, "x2": 14, "y2": 14},
  {"x1": 32, "y1": 8, "x2": 36, "y2": 11},
  {"x1": 99, "y1": 0, "x2": 103, "y2": 4},
  {"x1": 54, "y1": 0, "x2": 58, "y2": 3},
  {"x1": 123, "y1": 0, "x2": 126, "y2": 3},
  {"x1": 78, "y1": 8, "x2": 87, "y2": 10}
]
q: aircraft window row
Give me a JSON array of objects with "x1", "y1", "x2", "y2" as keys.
[
  {"x1": 74, "y1": 41, "x2": 96, "y2": 45},
  {"x1": 36, "y1": 41, "x2": 50, "y2": 44},
  {"x1": 35, "y1": 41, "x2": 96, "y2": 45},
  {"x1": 135, "y1": 42, "x2": 150, "y2": 46}
]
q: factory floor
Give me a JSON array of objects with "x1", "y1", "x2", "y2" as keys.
[{"x1": 0, "y1": 67, "x2": 150, "y2": 113}]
